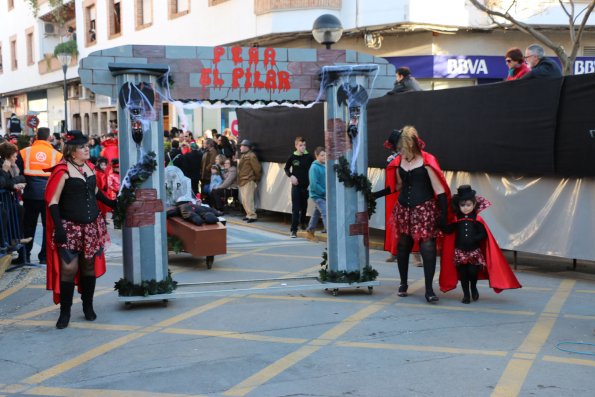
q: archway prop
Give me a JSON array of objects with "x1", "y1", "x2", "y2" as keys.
[{"x1": 79, "y1": 45, "x2": 395, "y2": 303}]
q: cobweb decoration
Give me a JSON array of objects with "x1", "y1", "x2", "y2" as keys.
[{"x1": 319, "y1": 64, "x2": 379, "y2": 172}]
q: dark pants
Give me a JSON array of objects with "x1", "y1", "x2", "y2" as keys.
[
  {"x1": 23, "y1": 199, "x2": 46, "y2": 261},
  {"x1": 211, "y1": 189, "x2": 224, "y2": 211},
  {"x1": 290, "y1": 185, "x2": 309, "y2": 232}
]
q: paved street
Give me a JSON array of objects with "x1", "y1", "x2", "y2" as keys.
[{"x1": 1, "y1": 216, "x2": 594, "y2": 397}]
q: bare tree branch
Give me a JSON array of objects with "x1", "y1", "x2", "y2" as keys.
[
  {"x1": 469, "y1": 0, "x2": 595, "y2": 75},
  {"x1": 558, "y1": 0, "x2": 572, "y2": 19},
  {"x1": 568, "y1": 0, "x2": 595, "y2": 73}
]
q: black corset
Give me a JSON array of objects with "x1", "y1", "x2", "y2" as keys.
[
  {"x1": 59, "y1": 175, "x2": 99, "y2": 224},
  {"x1": 398, "y1": 166, "x2": 434, "y2": 207},
  {"x1": 454, "y1": 215, "x2": 486, "y2": 251}
]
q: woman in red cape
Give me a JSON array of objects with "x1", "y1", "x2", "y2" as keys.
[
  {"x1": 375, "y1": 126, "x2": 452, "y2": 302},
  {"x1": 439, "y1": 185, "x2": 521, "y2": 300},
  {"x1": 45, "y1": 130, "x2": 115, "y2": 329}
]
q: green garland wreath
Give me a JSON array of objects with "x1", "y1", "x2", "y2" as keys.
[
  {"x1": 114, "y1": 270, "x2": 178, "y2": 297},
  {"x1": 318, "y1": 249, "x2": 379, "y2": 283},
  {"x1": 167, "y1": 236, "x2": 184, "y2": 254},
  {"x1": 333, "y1": 156, "x2": 376, "y2": 218},
  {"x1": 113, "y1": 151, "x2": 158, "y2": 229}
]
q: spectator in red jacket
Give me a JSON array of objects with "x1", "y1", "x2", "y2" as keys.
[
  {"x1": 505, "y1": 48, "x2": 530, "y2": 81},
  {"x1": 107, "y1": 159, "x2": 120, "y2": 200},
  {"x1": 100, "y1": 133, "x2": 119, "y2": 166}
]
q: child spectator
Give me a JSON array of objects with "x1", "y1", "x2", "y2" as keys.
[
  {"x1": 305, "y1": 147, "x2": 326, "y2": 241},
  {"x1": 284, "y1": 136, "x2": 314, "y2": 238},
  {"x1": 95, "y1": 157, "x2": 110, "y2": 218},
  {"x1": 107, "y1": 159, "x2": 120, "y2": 200},
  {"x1": 439, "y1": 185, "x2": 521, "y2": 303},
  {"x1": 207, "y1": 164, "x2": 223, "y2": 194}
]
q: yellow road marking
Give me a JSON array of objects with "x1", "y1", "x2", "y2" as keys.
[
  {"x1": 491, "y1": 358, "x2": 533, "y2": 397},
  {"x1": 543, "y1": 355, "x2": 595, "y2": 367},
  {"x1": 25, "y1": 386, "x2": 206, "y2": 397},
  {"x1": 4, "y1": 319, "x2": 141, "y2": 331},
  {"x1": 252, "y1": 252, "x2": 321, "y2": 259},
  {"x1": 223, "y1": 345, "x2": 322, "y2": 397},
  {"x1": 224, "y1": 293, "x2": 398, "y2": 396},
  {"x1": 2, "y1": 384, "x2": 27, "y2": 393},
  {"x1": 395, "y1": 302, "x2": 535, "y2": 317},
  {"x1": 576, "y1": 289, "x2": 595, "y2": 294},
  {"x1": 491, "y1": 279, "x2": 575, "y2": 397},
  {"x1": 564, "y1": 314, "x2": 595, "y2": 320},
  {"x1": 513, "y1": 353, "x2": 536, "y2": 360},
  {"x1": 15, "y1": 289, "x2": 112, "y2": 320},
  {"x1": 154, "y1": 298, "x2": 236, "y2": 328},
  {"x1": 336, "y1": 341, "x2": 507, "y2": 357},
  {"x1": 214, "y1": 267, "x2": 288, "y2": 275},
  {"x1": 0, "y1": 270, "x2": 37, "y2": 301},
  {"x1": 161, "y1": 328, "x2": 307, "y2": 344},
  {"x1": 249, "y1": 294, "x2": 375, "y2": 304},
  {"x1": 25, "y1": 285, "x2": 46, "y2": 289},
  {"x1": 22, "y1": 332, "x2": 147, "y2": 385}
]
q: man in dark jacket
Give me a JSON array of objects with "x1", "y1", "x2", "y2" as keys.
[
  {"x1": 173, "y1": 142, "x2": 202, "y2": 195},
  {"x1": 8, "y1": 113, "x2": 23, "y2": 134},
  {"x1": 387, "y1": 67, "x2": 423, "y2": 94},
  {"x1": 17, "y1": 127, "x2": 62, "y2": 264},
  {"x1": 522, "y1": 44, "x2": 562, "y2": 79},
  {"x1": 284, "y1": 136, "x2": 314, "y2": 238}
]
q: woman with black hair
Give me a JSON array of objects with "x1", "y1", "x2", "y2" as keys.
[
  {"x1": 217, "y1": 135, "x2": 235, "y2": 159},
  {"x1": 439, "y1": 185, "x2": 521, "y2": 303}
]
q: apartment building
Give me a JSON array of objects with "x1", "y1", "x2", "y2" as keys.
[{"x1": 1, "y1": 0, "x2": 595, "y2": 135}]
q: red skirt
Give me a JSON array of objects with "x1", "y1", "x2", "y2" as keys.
[
  {"x1": 53, "y1": 216, "x2": 110, "y2": 260},
  {"x1": 454, "y1": 248, "x2": 486, "y2": 266},
  {"x1": 392, "y1": 199, "x2": 440, "y2": 241}
]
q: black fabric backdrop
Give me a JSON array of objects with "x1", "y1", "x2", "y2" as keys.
[
  {"x1": 556, "y1": 74, "x2": 595, "y2": 177},
  {"x1": 237, "y1": 74, "x2": 594, "y2": 177}
]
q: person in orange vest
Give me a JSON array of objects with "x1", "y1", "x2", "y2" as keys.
[{"x1": 17, "y1": 127, "x2": 62, "y2": 264}]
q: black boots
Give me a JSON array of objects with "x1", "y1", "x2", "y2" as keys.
[
  {"x1": 80, "y1": 276, "x2": 97, "y2": 321},
  {"x1": 459, "y1": 264, "x2": 480, "y2": 304},
  {"x1": 56, "y1": 277, "x2": 97, "y2": 329},
  {"x1": 56, "y1": 281, "x2": 75, "y2": 329}
]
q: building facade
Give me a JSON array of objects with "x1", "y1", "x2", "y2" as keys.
[{"x1": 2, "y1": 0, "x2": 595, "y2": 135}]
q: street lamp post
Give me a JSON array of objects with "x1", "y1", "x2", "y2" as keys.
[
  {"x1": 312, "y1": 14, "x2": 343, "y2": 49},
  {"x1": 57, "y1": 52, "x2": 72, "y2": 132}
]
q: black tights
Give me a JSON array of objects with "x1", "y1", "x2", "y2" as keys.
[
  {"x1": 458, "y1": 264, "x2": 480, "y2": 297},
  {"x1": 396, "y1": 234, "x2": 437, "y2": 294},
  {"x1": 60, "y1": 254, "x2": 95, "y2": 282}
]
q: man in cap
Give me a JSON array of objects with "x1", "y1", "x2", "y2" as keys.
[{"x1": 236, "y1": 139, "x2": 261, "y2": 223}]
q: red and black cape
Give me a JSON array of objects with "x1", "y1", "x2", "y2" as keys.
[
  {"x1": 44, "y1": 161, "x2": 107, "y2": 304},
  {"x1": 383, "y1": 151, "x2": 453, "y2": 254},
  {"x1": 439, "y1": 215, "x2": 522, "y2": 293}
]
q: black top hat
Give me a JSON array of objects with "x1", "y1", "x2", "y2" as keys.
[
  {"x1": 452, "y1": 185, "x2": 476, "y2": 205},
  {"x1": 63, "y1": 130, "x2": 89, "y2": 145},
  {"x1": 383, "y1": 129, "x2": 402, "y2": 151}
]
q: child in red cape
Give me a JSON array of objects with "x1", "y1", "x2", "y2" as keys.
[{"x1": 439, "y1": 185, "x2": 521, "y2": 303}]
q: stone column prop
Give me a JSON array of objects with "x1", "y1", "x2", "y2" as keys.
[
  {"x1": 109, "y1": 63, "x2": 168, "y2": 285},
  {"x1": 323, "y1": 65, "x2": 378, "y2": 277}
]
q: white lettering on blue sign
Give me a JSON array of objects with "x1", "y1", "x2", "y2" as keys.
[
  {"x1": 575, "y1": 60, "x2": 595, "y2": 75},
  {"x1": 447, "y1": 59, "x2": 488, "y2": 75}
]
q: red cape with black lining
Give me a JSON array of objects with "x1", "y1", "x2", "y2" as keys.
[
  {"x1": 384, "y1": 151, "x2": 453, "y2": 254},
  {"x1": 439, "y1": 215, "x2": 522, "y2": 293},
  {"x1": 44, "y1": 161, "x2": 107, "y2": 304}
]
